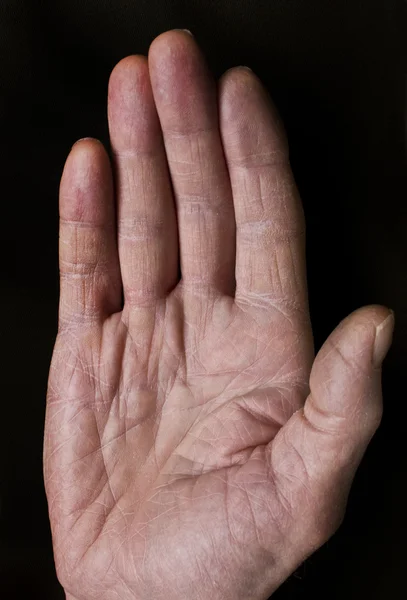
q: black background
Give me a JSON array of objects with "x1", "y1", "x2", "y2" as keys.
[{"x1": 0, "y1": 0, "x2": 406, "y2": 598}]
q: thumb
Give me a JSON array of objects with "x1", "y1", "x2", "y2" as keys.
[{"x1": 268, "y1": 305, "x2": 394, "y2": 557}]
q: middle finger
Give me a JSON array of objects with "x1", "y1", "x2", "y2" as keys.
[{"x1": 148, "y1": 30, "x2": 236, "y2": 297}]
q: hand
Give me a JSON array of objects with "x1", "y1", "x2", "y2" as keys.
[{"x1": 44, "y1": 30, "x2": 394, "y2": 600}]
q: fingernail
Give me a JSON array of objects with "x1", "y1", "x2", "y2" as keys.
[
  {"x1": 224, "y1": 66, "x2": 254, "y2": 76},
  {"x1": 173, "y1": 29, "x2": 193, "y2": 36},
  {"x1": 72, "y1": 137, "x2": 94, "y2": 149},
  {"x1": 373, "y1": 310, "x2": 395, "y2": 368}
]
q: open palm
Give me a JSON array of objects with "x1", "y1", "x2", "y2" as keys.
[{"x1": 44, "y1": 31, "x2": 394, "y2": 600}]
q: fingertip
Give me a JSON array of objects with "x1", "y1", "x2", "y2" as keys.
[
  {"x1": 218, "y1": 66, "x2": 262, "y2": 103},
  {"x1": 110, "y1": 54, "x2": 147, "y2": 76},
  {"x1": 68, "y1": 138, "x2": 108, "y2": 172},
  {"x1": 107, "y1": 55, "x2": 160, "y2": 153},
  {"x1": 148, "y1": 29, "x2": 195, "y2": 57},
  {"x1": 327, "y1": 304, "x2": 394, "y2": 370},
  {"x1": 343, "y1": 304, "x2": 393, "y2": 327},
  {"x1": 218, "y1": 66, "x2": 260, "y2": 117},
  {"x1": 108, "y1": 55, "x2": 149, "y2": 102},
  {"x1": 148, "y1": 29, "x2": 202, "y2": 98},
  {"x1": 61, "y1": 138, "x2": 112, "y2": 224},
  {"x1": 218, "y1": 66, "x2": 289, "y2": 161}
]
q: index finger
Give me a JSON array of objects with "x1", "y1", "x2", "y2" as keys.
[{"x1": 218, "y1": 68, "x2": 308, "y2": 313}]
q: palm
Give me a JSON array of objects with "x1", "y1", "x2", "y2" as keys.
[
  {"x1": 47, "y1": 287, "x2": 312, "y2": 598},
  {"x1": 44, "y1": 30, "x2": 393, "y2": 600}
]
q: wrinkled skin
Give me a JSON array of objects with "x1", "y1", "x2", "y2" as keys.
[{"x1": 44, "y1": 30, "x2": 394, "y2": 600}]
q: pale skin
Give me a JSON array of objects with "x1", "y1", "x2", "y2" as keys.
[{"x1": 44, "y1": 30, "x2": 395, "y2": 600}]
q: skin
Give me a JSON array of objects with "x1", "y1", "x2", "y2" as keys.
[{"x1": 44, "y1": 30, "x2": 394, "y2": 600}]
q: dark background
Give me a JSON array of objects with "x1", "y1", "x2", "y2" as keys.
[{"x1": 0, "y1": 0, "x2": 406, "y2": 598}]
